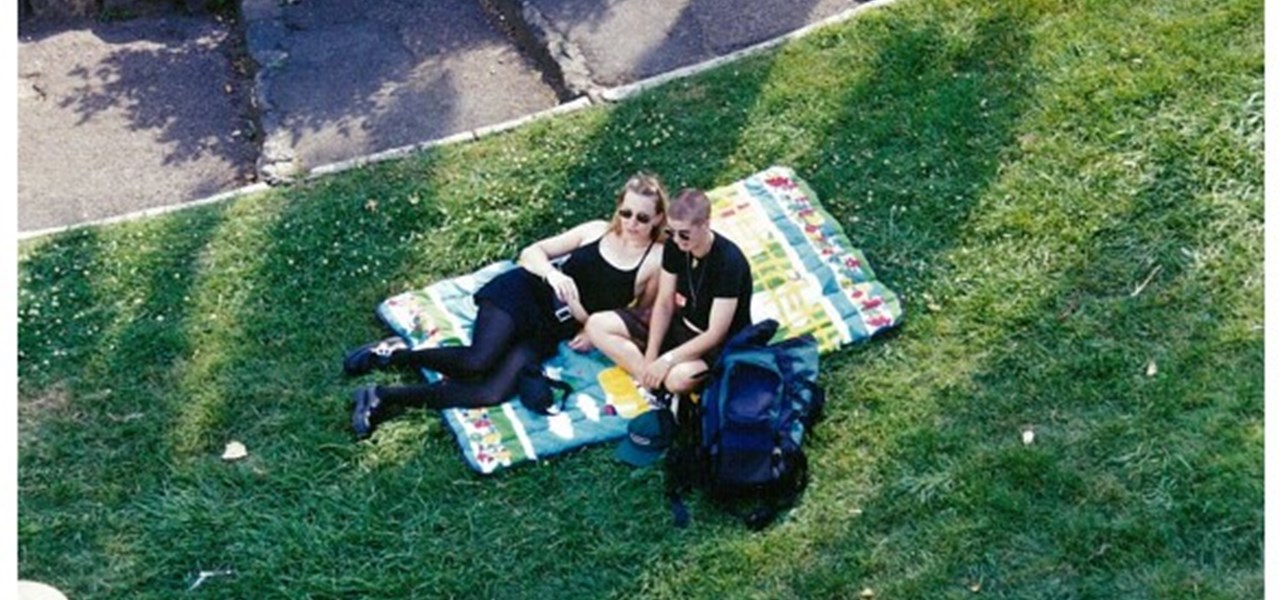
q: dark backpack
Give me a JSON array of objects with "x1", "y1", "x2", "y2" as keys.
[{"x1": 666, "y1": 319, "x2": 825, "y2": 529}]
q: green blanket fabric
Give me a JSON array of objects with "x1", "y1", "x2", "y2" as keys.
[{"x1": 377, "y1": 166, "x2": 903, "y2": 474}]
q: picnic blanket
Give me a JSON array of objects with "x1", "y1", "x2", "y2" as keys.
[{"x1": 376, "y1": 166, "x2": 903, "y2": 474}]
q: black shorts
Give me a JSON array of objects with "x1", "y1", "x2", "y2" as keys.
[{"x1": 614, "y1": 308, "x2": 722, "y2": 367}]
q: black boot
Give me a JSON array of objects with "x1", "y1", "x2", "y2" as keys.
[{"x1": 351, "y1": 386, "x2": 383, "y2": 439}]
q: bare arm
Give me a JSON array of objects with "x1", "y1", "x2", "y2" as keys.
[
  {"x1": 640, "y1": 270, "x2": 678, "y2": 389},
  {"x1": 518, "y1": 220, "x2": 607, "y2": 279},
  {"x1": 644, "y1": 270, "x2": 677, "y2": 363},
  {"x1": 660, "y1": 297, "x2": 738, "y2": 364},
  {"x1": 518, "y1": 220, "x2": 608, "y2": 321}
]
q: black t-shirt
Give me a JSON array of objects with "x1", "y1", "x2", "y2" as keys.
[{"x1": 661, "y1": 232, "x2": 754, "y2": 339}]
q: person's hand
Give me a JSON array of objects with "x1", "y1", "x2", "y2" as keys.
[
  {"x1": 568, "y1": 332, "x2": 594, "y2": 353},
  {"x1": 546, "y1": 270, "x2": 580, "y2": 305},
  {"x1": 642, "y1": 356, "x2": 672, "y2": 390}
]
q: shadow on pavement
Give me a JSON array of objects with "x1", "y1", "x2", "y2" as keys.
[
  {"x1": 18, "y1": 11, "x2": 257, "y2": 231},
  {"x1": 527, "y1": 0, "x2": 857, "y2": 85}
]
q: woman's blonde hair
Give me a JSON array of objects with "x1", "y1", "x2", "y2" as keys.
[{"x1": 608, "y1": 172, "x2": 669, "y2": 242}]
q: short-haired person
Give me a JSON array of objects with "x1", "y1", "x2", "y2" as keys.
[
  {"x1": 586, "y1": 188, "x2": 753, "y2": 394},
  {"x1": 344, "y1": 173, "x2": 668, "y2": 438}
]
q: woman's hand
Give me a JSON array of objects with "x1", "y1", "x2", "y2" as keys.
[
  {"x1": 546, "y1": 270, "x2": 580, "y2": 306},
  {"x1": 568, "y1": 331, "x2": 594, "y2": 353},
  {"x1": 642, "y1": 356, "x2": 672, "y2": 390}
]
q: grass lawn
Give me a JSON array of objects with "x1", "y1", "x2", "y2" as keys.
[{"x1": 18, "y1": 0, "x2": 1262, "y2": 597}]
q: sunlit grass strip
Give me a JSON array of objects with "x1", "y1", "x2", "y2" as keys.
[{"x1": 167, "y1": 195, "x2": 290, "y2": 459}]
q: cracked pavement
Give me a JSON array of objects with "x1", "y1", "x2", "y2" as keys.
[{"x1": 19, "y1": 0, "x2": 863, "y2": 234}]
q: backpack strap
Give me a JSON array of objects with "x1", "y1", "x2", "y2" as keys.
[
  {"x1": 729, "y1": 449, "x2": 809, "y2": 530},
  {"x1": 793, "y1": 378, "x2": 826, "y2": 428},
  {"x1": 664, "y1": 393, "x2": 703, "y2": 527}
]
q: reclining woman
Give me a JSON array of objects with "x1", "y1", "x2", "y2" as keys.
[{"x1": 345, "y1": 173, "x2": 669, "y2": 438}]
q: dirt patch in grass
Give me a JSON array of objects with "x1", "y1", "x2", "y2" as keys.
[{"x1": 19, "y1": 383, "x2": 76, "y2": 445}]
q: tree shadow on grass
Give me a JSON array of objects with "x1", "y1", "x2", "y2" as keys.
[
  {"x1": 19, "y1": 166, "x2": 471, "y2": 594},
  {"x1": 790, "y1": 142, "x2": 1262, "y2": 597},
  {"x1": 18, "y1": 208, "x2": 230, "y2": 592},
  {"x1": 763, "y1": 4, "x2": 1264, "y2": 596}
]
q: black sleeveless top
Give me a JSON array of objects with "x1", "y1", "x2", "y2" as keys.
[
  {"x1": 474, "y1": 236, "x2": 654, "y2": 351},
  {"x1": 560, "y1": 238, "x2": 655, "y2": 313}
]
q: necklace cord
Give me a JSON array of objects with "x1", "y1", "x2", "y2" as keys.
[{"x1": 686, "y1": 251, "x2": 708, "y2": 317}]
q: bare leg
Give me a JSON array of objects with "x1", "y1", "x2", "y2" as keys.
[
  {"x1": 665, "y1": 360, "x2": 710, "y2": 394},
  {"x1": 585, "y1": 312, "x2": 647, "y2": 376}
]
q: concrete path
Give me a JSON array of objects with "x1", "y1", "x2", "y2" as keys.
[
  {"x1": 244, "y1": 0, "x2": 561, "y2": 182},
  {"x1": 521, "y1": 0, "x2": 858, "y2": 90},
  {"x1": 19, "y1": 13, "x2": 257, "y2": 233},
  {"x1": 19, "y1": 0, "x2": 868, "y2": 235}
]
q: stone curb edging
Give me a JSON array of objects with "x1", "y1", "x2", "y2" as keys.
[
  {"x1": 598, "y1": 0, "x2": 901, "y2": 102},
  {"x1": 307, "y1": 131, "x2": 479, "y2": 179},
  {"x1": 306, "y1": 96, "x2": 595, "y2": 179},
  {"x1": 17, "y1": 183, "x2": 274, "y2": 242},
  {"x1": 18, "y1": 0, "x2": 902, "y2": 241}
]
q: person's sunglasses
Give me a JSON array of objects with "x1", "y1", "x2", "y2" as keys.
[
  {"x1": 665, "y1": 227, "x2": 693, "y2": 242},
  {"x1": 617, "y1": 208, "x2": 653, "y2": 225}
]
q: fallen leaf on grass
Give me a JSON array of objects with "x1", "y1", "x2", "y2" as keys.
[
  {"x1": 1145, "y1": 359, "x2": 1157, "y2": 377},
  {"x1": 860, "y1": 588, "x2": 875, "y2": 599},
  {"x1": 1130, "y1": 264, "x2": 1163, "y2": 297},
  {"x1": 188, "y1": 568, "x2": 235, "y2": 591},
  {"x1": 107, "y1": 412, "x2": 144, "y2": 423},
  {"x1": 969, "y1": 581, "x2": 982, "y2": 592},
  {"x1": 221, "y1": 441, "x2": 248, "y2": 461}
]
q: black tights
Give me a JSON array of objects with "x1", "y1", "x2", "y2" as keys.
[{"x1": 377, "y1": 301, "x2": 546, "y2": 410}]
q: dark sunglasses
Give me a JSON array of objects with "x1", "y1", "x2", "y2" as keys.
[
  {"x1": 617, "y1": 208, "x2": 653, "y2": 225},
  {"x1": 665, "y1": 227, "x2": 693, "y2": 242}
]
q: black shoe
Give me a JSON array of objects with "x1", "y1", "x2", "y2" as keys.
[
  {"x1": 352, "y1": 386, "x2": 382, "y2": 439},
  {"x1": 516, "y1": 365, "x2": 575, "y2": 415},
  {"x1": 343, "y1": 336, "x2": 407, "y2": 376}
]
